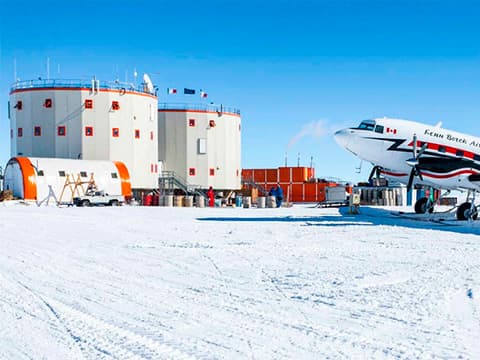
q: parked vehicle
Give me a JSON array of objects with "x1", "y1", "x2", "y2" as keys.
[{"x1": 73, "y1": 190, "x2": 124, "y2": 207}]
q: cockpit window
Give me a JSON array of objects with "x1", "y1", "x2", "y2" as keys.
[
  {"x1": 357, "y1": 120, "x2": 376, "y2": 131},
  {"x1": 374, "y1": 125, "x2": 384, "y2": 134}
]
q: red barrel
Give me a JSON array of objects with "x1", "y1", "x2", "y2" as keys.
[{"x1": 143, "y1": 194, "x2": 153, "y2": 206}]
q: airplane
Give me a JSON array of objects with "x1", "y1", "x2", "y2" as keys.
[{"x1": 334, "y1": 117, "x2": 480, "y2": 220}]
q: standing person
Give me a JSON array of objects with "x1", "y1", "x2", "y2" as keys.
[
  {"x1": 207, "y1": 186, "x2": 215, "y2": 207},
  {"x1": 275, "y1": 184, "x2": 284, "y2": 208}
]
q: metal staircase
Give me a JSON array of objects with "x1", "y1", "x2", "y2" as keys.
[
  {"x1": 241, "y1": 177, "x2": 269, "y2": 196},
  {"x1": 159, "y1": 171, "x2": 206, "y2": 198}
]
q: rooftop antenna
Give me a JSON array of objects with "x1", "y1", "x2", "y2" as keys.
[
  {"x1": 297, "y1": 153, "x2": 300, "y2": 167},
  {"x1": 284, "y1": 152, "x2": 288, "y2": 166},
  {"x1": 133, "y1": 68, "x2": 138, "y2": 87},
  {"x1": 46, "y1": 57, "x2": 50, "y2": 80},
  {"x1": 13, "y1": 58, "x2": 17, "y2": 82},
  {"x1": 310, "y1": 156, "x2": 313, "y2": 169}
]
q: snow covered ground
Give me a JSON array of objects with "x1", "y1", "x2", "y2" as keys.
[{"x1": 1, "y1": 203, "x2": 480, "y2": 359}]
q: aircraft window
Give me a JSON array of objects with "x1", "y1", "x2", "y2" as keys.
[
  {"x1": 357, "y1": 120, "x2": 376, "y2": 131},
  {"x1": 438, "y1": 146, "x2": 446, "y2": 153},
  {"x1": 374, "y1": 125, "x2": 384, "y2": 134},
  {"x1": 475, "y1": 154, "x2": 480, "y2": 161},
  {"x1": 456, "y1": 150, "x2": 464, "y2": 157}
]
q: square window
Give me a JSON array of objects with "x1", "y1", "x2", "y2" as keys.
[
  {"x1": 16, "y1": 100, "x2": 22, "y2": 110},
  {"x1": 210, "y1": 168, "x2": 215, "y2": 176},
  {"x1": 112, "y1": 128, "x2": 120, "y2": 137},
  {"x1": 58, "y1": 171, "x2": 66, "y2": 177},
  {"x1": 209, "y1": 120, "x2": 216, "y2": 127},
  {"x1": 189, "y1": 168, "x2": 196, "y2": 176},
  {"x1": 37, "y1": 170, "x2": 44, "y2": 176},
  {"x1": 112, "y1": 101, "x2": 120, "y2": 110},
  {"x1": 111, "y1": 172, "x2": 118, "y2": 179},
  {"x1": 85, "y1": 126, "x2": 93, "y2": 136},
  {"x1": 17, "y1": 128, "x2": 23, "y2": 137},
  {"x1": 85, "y1": 99, "x2": 93, "y2": 109},
  {"x1": 135, "y1": 129, "x2": 140, "y2": 139},
  {"x1": 189, "y1": 118, "x2": 196, "y2": 127},
  {"x1": 57, "y1": 126, "x2": 66, "y2": 136},
  {"x1": 374, "y1": 125, "x2": 384, "y2": 134},
  {"x1": 80, "y1": 171, "x2": 87, "y2": 177},
  {"x1": 438, "y1": 146, "x2": 446, "y2": 153},
  {"x1": 456, "y1": 150, "x2": 464, "y2": 157},
  {"x1": 44, "y1": 98, "x2": 52, "y2": 108},
  {"x1": 34, "y1": 126, "x2": 42, "y2": 136}
]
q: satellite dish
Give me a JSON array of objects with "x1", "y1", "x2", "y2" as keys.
[{"x1": 143, "y1": 73, "x2": 154, "y2": 94}]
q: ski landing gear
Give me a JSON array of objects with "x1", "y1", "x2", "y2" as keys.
[
  {"x1": 456, "y1": 191, "x2": 478, "y2": 221},
  {"x1": 414, "y1": 197, "x2": 434, "y2": 214}
]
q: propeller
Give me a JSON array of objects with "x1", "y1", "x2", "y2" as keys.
[
  {"x1": 406, "y1": 134, "x2": 427, "y2": 191},
  {"x1": 368, "y1": 165, "x2": 382, "y2": 182}
]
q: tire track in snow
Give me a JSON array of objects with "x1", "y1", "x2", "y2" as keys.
[{"x1": 40, "y1": 297, "x2": 197, "y2": 360}]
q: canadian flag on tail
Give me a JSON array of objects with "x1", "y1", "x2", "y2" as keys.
[
  {"x1": 167, "y1": 88, "x2": 177, "y2": 94},
  {"x1": 200, "y1": 90, "x2": 208, "y2": 98}
]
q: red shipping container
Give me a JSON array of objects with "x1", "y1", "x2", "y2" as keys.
[
  {"x1": 304, "y1": 183, "x2": 318, "y2": 202},
  {"x1": 266, "y1": 169, "x2": 278, "y2": 183},
  {"x1": 253, "y1": 169, "x2": 268, "y2": 183},
  {"x1": 242, "y1": 169, "x2": 253, "y2": 181}
]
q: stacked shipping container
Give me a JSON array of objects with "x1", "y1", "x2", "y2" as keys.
[{"x1": 242, "y1": 167, "x2": 339, "y2": 203}]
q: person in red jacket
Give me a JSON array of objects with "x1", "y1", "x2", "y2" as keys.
[{"x1": 207, "y1": 186, "x2": 215, "y2": 207}]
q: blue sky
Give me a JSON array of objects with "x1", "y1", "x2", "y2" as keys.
[{"x1": 1, "y1": 0, "x2": 480, "y2": 183}]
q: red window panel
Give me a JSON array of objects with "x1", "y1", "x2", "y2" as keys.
[
  {"x1": 44, "y1": 98, "x2": 52, "y2": 108},
  {"x1": 150, "y1": 131, "x2": 154, "y2": 140},
  {"x1": 16, "y1": 101, "x2": 22, "y2": 110},
  {"x1": 154, "y1": 164, "x2": 158, "y2": 173},
  {"x1": 209, "y1": 120, "x2": 216, "y2": 127},
  {"x1": 236, "y1": 169, "x2": 239, "y2": 177},
  {"x1": 189, "y1": 118, "x2": 196, "y2": 127},
  {"x1": 209, "y1": 168, "x2": 215, "y2": 176},
  {"x1": 150, "y1": 164, "x2": 154, "y2": 173},
  {"x1": 34, "y1": 126, "x2": 42, "y2": 136},
  {"x1": 189, "y1": 168, "x2": 196, "y2": 176},
  {"x1": 17, "y1": 128, "x2": 23, "y2": 137},
  {"x1": 112, "y1": 128, "x2": 120, "y2": 137},
  {"x1": 112, "y1": 101, "x2": 120, "y2": 110},
  {"x1": 57, "y1": 126, "x2": 66, "y2": 136},
  {"x1": 85, "y1": 99, "x2": 93, "y2": 109},
  {"x1": 85, "y1": 126, "x2": 94, "y2": 137},
  {"x1": 135, "y1": 129, "x2": 140, "y2": 139}
]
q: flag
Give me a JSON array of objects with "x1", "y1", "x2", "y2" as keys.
[
  {"x1": 200, "y1": 90, "x2": 208, "y2": 98},
  {"x1": 184, "y1": 88, "x2": 195, "y2": 95},
  {"x1": 167, "y1": 88, "x2": 177, "y2": 94}
]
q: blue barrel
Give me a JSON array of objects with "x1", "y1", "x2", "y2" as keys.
[{"x1": 235, "y1": 196, "x2": 243, "y2": 207}]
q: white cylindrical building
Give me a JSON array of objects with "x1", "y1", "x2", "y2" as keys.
[
  {"x1": 3, "y1": 157, "x2": 132, "y2": 201},
  {"x1": 9, "y1": 79, "x2": 158, "y2": 191},
  {"x1": 158, "y1": 103, "x2": 241, "y2": 190}
]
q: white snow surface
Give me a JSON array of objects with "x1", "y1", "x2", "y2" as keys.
[{"x1": 1, "y1": 203, "x2": 480, "y2": 359}]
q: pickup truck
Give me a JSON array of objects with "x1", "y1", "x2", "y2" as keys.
[{"x1": 73, "y1": 191, "x2": 124, "y2": 207}]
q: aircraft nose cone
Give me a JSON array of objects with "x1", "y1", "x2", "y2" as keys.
[{"x1": 334, "y1": 129, "x2": 350, "y2": 148}]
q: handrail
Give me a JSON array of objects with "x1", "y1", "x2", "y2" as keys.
[
  {"x1": 158, "y1": 102, "x2": 240, "y2": 115},
  {"x1": 10, "y1": 78, "x2": 155, "y2": 95}
]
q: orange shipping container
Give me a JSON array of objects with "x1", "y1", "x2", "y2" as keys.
[
  {"x1": 290, "y1": 183, "x2": 305, "y2": 202},
  {"x1": 278, "y1": 167, "x2": 291, "y2": 183},
  {"x1": 291, "y1": 167, "x2": 308, "y2": 182},
  {"x1": 253, "y1": 169, "x2": 267, "y2": 183}
]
